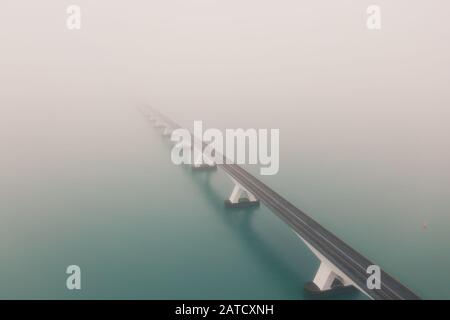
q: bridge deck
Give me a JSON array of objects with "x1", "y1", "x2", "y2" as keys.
[
  {"x1": 220, "y1": 163, "x2": 420, "y2": 300},
  {"x1": 145, "y1": 108, "x2": 420, "y2": 300}
]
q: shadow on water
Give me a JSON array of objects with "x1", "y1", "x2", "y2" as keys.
[{"x1": 150, "y1": 122, "x2": 363, "y2": 300}]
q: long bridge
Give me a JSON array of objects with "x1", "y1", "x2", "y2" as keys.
[{"x1": 140, "y1": 106, "x2": 420, "y2": 300}]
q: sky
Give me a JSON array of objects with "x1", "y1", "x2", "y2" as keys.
[{"x1": 1, "y1": 0, "x2": 449, "y2": 223}]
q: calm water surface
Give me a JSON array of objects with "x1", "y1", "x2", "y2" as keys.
[{"x1": 1, "y1": 106, "x2": 448, "y2": 299}]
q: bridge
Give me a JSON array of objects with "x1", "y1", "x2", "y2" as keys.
[{"x1": 140, "y1": 106, "x2": 420, "y2": 300}]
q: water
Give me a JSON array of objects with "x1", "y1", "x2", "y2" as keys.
[
  {"x1": 1, "y1": 0, "x2": 450, "y2": 300},
  {"x1": 1, "y1": 104, "x2": 448, "y2": 300}
]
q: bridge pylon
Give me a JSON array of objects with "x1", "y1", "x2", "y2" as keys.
[
  {"x1": 191, "y1": 151, "x2": 217, "y2": 171},
  {"x1": 162, "y1": 126, "x2": 173, "y2": 136},
  {"x1": 225, "y1": 178, "x2": 260, "y2": 208},
  {"x1": 299, "y1": 236, "x2": 356, "y2": 294}
]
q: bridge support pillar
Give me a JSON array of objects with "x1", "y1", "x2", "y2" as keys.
[
  {"x1": 306, "y1": 262, "x2": 343, "y2": 292},
  {"x1": 225, "y1": 180, "x2": 260, "y2": 208},
  {"x1": 192, "y1": 152, "x2": 217, "y2": 171},
  {"x1": 299, "y1": 236, "x2": 355, "y2": 294},
  {"x1": 162, "y1": 126, "x2": 173, "y2": 136}
]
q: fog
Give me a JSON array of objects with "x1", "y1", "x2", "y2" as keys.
[{"x1": 1, "y1": 1, "x2": 449, "y2": 219}]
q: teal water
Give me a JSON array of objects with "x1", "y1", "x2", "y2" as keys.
[{"x1": 0, "y1": 105, "x2": 448, "y2": 299}]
